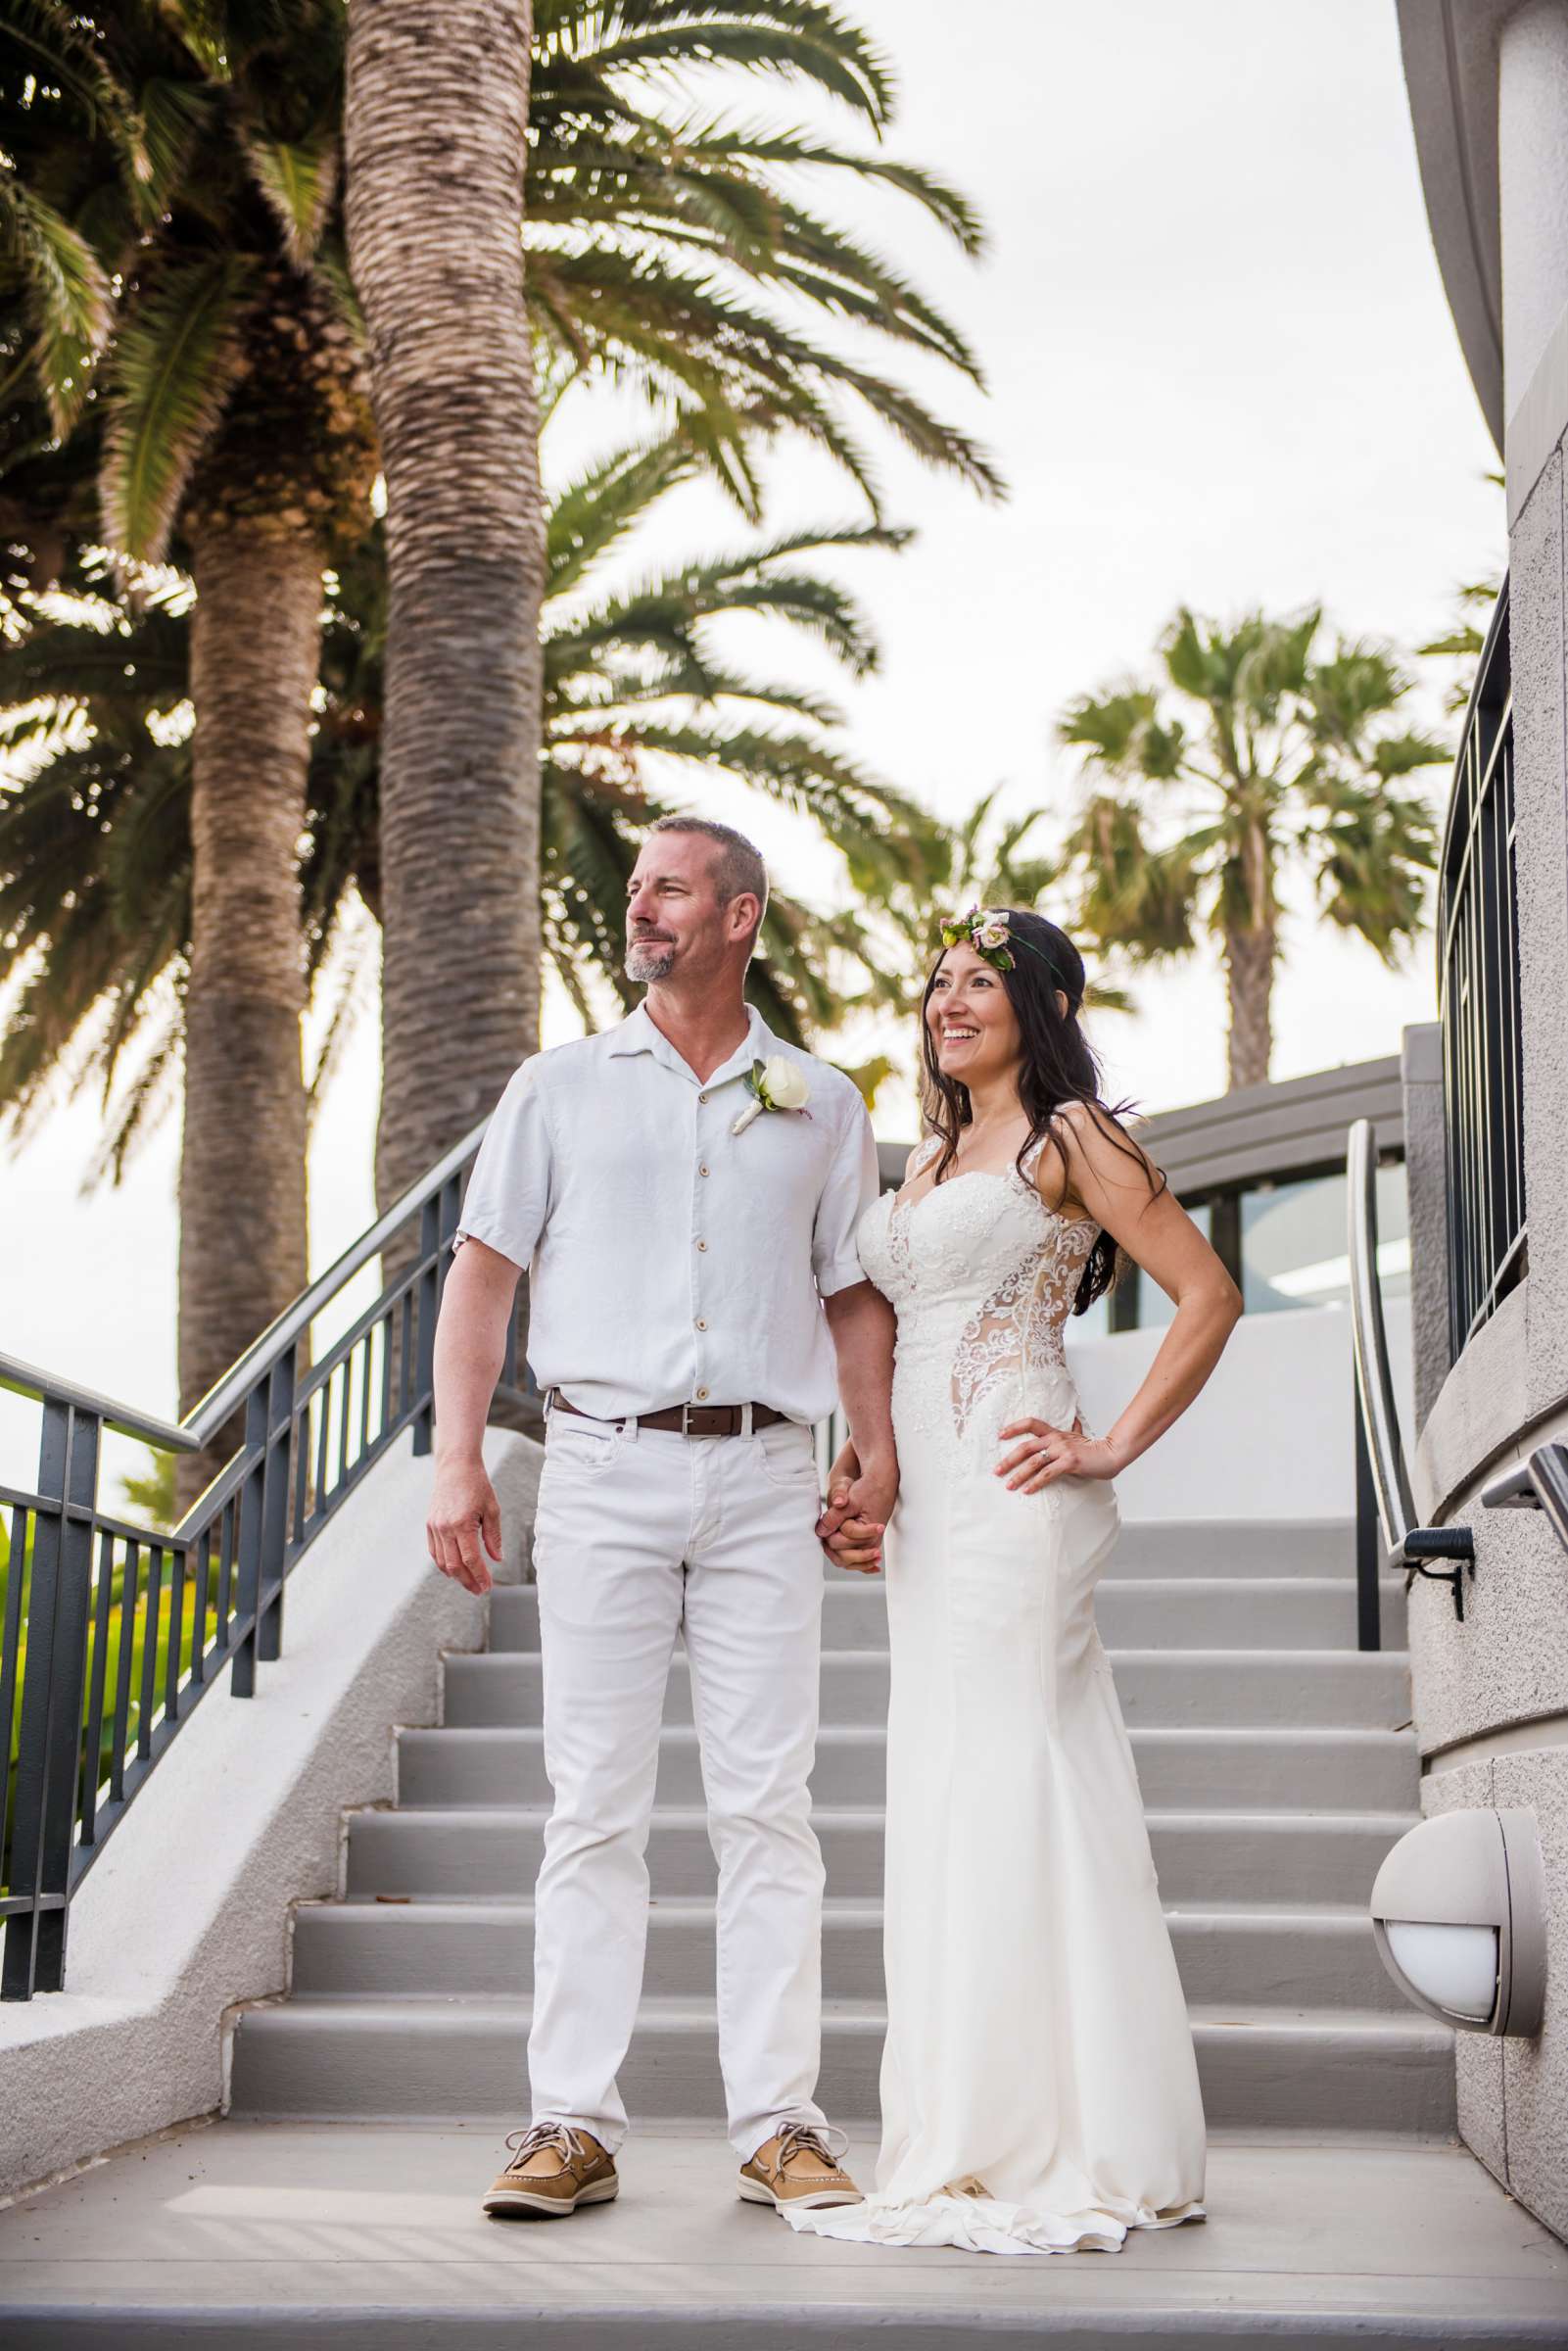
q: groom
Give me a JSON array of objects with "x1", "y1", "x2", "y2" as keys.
[{"x1": 427, "y1": 816, "x2": 897, "y2": 2221}]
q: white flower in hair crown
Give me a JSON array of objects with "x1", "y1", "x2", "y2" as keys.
[
  {"x1": 938, "y1": 904, "x2": 1062, "y2": 979},
  {"x1": 732, "y1": 1054, "x2": 812, "y2": 1135}
]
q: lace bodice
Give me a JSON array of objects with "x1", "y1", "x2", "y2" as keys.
[{"x1": 857, "y1": 1131, "x2": 1099, "y2": 1452}]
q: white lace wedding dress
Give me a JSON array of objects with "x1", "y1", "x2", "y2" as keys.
[{"x1": 788, "y1": 1133, "x2": 1207, "y2": 2257}]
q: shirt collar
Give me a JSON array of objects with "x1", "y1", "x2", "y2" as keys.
[{"x1": 605, "y1": 999, "x2": 775, "y2": 1088}]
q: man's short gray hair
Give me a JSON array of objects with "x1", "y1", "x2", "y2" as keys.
[{"x1": 648, "y1": 815, "x2": 769, "y2": 936}]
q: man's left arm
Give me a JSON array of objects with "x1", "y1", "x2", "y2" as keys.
[
  {"x1": 813, "y1": 1097, "x2": 897, "y2": 1567},
  {"x1": 822, "y1": 1278, "x2": 898, "y2": 1534}
]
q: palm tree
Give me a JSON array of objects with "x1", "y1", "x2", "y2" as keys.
[
  {"x1": 4, "y1": 0, "x2": 988, "y2": 1466},
  {"x1": 3, "y1": 1, "x2": 377, "y2": 1509},
  {"x1": 879, "y1": 786, "x2": 1066, "y2": 998},
  {"x1": 1059, "y1": 608, "x2": 1448, "y2": 1090},
  {"x1": 1418, "y1": 576, "x2": 1502, "y2": 718},
  {"x1": 0, "y1": 428, "x2": 929, "y2": 1176},
  {"x1": 345, "y1": 0, "x2": 1001, "y2": 1218}
]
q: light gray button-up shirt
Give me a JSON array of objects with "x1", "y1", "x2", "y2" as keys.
[{"x1": 450, "y1": 1001, "x2": 880, "y2": 1423}]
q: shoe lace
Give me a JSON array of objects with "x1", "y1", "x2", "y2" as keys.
[
  {"x1": 502, "y1": 2120, "x2": 585, "y2": 2175},
  {"x1": 776, "y1": 2121, "x2": 849, "y2": 2176}
]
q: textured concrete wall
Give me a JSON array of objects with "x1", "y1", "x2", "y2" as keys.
[
  {"x1": 1402, "y1": 397, "x2": 1568, "y2": 2245},
  {"x1": 0, "y1": 1423, "x2": 541, "y2": 2203},
  {"x1": 1408, "y1": 1432, "x2": 1568, "y2": 1757},
  {"x1": 1513, "y1": 445, "x2": 1568, "y2": 1426},
  {"x1": 1499, "y1": 2, "x2": 1568, "y2": 410}
]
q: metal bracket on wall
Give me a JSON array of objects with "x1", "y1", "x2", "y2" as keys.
[
  {"x1": 1480, "y1": 1442, "x2": 1568, "y2": 1559},
  {"x1": 1399, "y1": 1525, "x2": 1477, "y2": 1622}
]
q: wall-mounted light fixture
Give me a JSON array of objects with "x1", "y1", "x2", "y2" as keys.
[{"x1": 1370, "y1": 1809, "x2": 1545, "y2": 2036}]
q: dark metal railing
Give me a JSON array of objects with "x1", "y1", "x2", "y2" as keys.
[
  {"x1": 1347, "y1": 1117, "x2": 1473, "y2": 1633},
  {"x1": 1440, "y1": 578, "x2": 1526, "y2": 1357},
  {"x1": 0, "y1": 1115, "x2": 522, "y2": 1999}
]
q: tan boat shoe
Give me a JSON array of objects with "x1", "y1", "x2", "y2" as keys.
[
  {"x1": 482, "y1": 2120, "x2": 619, "y2": 2219},
  {"x1": 738, "y1": 2122, "x2": 863, "y2": 2213}
]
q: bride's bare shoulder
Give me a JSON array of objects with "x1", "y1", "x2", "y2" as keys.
[{"x1": 1046, "y1": 1099, "x2": 1164, "y2": 1211}]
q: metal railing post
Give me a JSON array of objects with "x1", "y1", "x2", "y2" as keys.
[
  {"x1": 255, "y1": 1345, "x2": 297, "y2": 1665},
  {"x1": 229, "y1": 1384, "x2": 270, "y2": 1699},
  {"x1": 3, "y1": 1403, "x2": 99, "y2": 1995},
  {"x1": 412, "y1": 1173, "x2": 460, "y2": 1458}
]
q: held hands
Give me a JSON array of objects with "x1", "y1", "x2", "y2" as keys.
[
  {"x1": 815, "y1": 1444, "x2": 897, "y2": 1576},
  {"x1": 995, "y1": 1418, "x2": 1119, "y2": 1494},
  {"x1": 427, "y1": 1458, "x2": 503, "y2": 1595}
]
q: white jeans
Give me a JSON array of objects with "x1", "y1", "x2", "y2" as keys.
[{"x1": 527, "y1": 1410, "x2": 829, "y2": 2159}]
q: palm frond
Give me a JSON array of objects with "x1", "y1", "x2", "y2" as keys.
[
  {"x1": 243, "y1": 131, "x2": 340, "y2": 266},
  {"x1": 100, "y1": 254, "x2": 255, "y2": 560},
  {"x1": 0, "y1": 177, "x2": 114, "y2": 433}
]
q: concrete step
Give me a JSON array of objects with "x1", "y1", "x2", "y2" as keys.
[
  {"x1": 395, "y1": 1722, "x2": 1418, "y2": 1814},
  {"x1": 484, "y1": 1576, "x2": 1406, "y2": 1655},
  {"x1": 1067, "y1": 1517, "x2": 1356, "y2": 1580},
  {"x1": 13, "y1": 2123, "x2": 1567, "y2": 2350},
  {"x1": 343, "y1": 1803, "x2": 1415, "y2": 1906},
  {"x1": 292, "y1": 1894, "x2": 1412, "y2": 2013},
  {"x1": 447, "y1": 1644, "x2": 1415, "y2": 1732},
  {"x1": 227, "y1": 1991, "x2": 1454, "y2": 2137},
  {"x1": 1094, "y1": 1577, "x2": 1407, "y2": 1650},
  {"x1": 817, "y1": 1516, "x2": 1361, "y2": 1583}
]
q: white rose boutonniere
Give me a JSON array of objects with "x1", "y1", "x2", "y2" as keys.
[{"x1": 732, "y1": 1054, "x2": 812, "y2": 1136}]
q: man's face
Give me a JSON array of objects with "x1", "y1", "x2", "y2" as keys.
[{"x1": 625, "y1": 834, "x2": 736, "y2": 984}]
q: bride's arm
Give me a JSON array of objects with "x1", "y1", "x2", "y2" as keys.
[{"x1": 997, "y1": 1103, "x2": 1242, "y2": 1494}]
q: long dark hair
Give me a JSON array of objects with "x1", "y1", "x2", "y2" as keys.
[{"x1": 918, "y1": 907, "x2": 1165, "y2": 1315}]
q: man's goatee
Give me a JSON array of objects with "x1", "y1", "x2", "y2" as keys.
[{"x1": 627, "y1": 943, "x2": 677, "y2": 983}]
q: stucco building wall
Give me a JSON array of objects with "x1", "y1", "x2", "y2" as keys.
[{"x1": 1400, "y1": 310, "x2": 1568, "y2": 2250}]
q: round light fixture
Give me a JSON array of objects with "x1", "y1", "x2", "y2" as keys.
[{"x1": 1370, "y1": 1808, "x2": 1545, "y2": 2036}]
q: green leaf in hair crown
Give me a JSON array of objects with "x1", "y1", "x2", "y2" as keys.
[{"x1": 937, "y1": 905, "x2": 1018, "y2": 971}]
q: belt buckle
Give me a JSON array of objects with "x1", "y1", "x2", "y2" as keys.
[{"x1": 680, "y1": 1401, "x2": 742, "y2": 1437}]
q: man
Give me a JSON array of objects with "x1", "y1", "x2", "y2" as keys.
[{"x1": 427, "y1": 816, "x2": 898, "y2": 2223}]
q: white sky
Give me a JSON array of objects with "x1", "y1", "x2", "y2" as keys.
[{"x1": 1, "y1": 0, "x2": 1501, "y2": 1497}]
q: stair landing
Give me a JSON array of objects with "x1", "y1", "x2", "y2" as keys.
[{"x1": 1, "y1": 2119, "x2": 1564, "y2": 2348}]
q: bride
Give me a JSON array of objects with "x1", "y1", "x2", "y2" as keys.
[{"x1": 799, "y1": 904, "x2": 1242, "y2": 2258}]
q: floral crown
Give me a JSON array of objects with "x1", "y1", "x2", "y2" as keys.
[{"x1": 937, "y1": 904, "x2": 1069, "y2": 990}]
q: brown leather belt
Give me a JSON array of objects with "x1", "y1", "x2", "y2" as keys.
[{"x1": 548, "y1": 1391, "x2": 789, "y2": 1439}]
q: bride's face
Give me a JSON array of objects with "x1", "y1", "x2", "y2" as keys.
[{"x1": 927, "y1": 946, "x2": 1020, "y2": 1088}]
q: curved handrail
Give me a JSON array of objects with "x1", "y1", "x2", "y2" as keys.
[
  {"x1": 1347, "y1": 1117, "x2": 1415, "y2": 1558},
  {"x1": 1482, "y1": 1443, "x2": 1568, "y2": 1556},
  {"x1": 0, "y1": 1113, "x2": 491, "y2": 1452}
]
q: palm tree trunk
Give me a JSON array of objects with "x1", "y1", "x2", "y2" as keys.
[
  {"x1": 344, "y1": 0, "x2": 546, "y2": 1239},
  {"x1": 176, "y1": 522, "x2": 320, "y2": 1516},
  {"x1": 1223, "y1": 921, "x2": 1276, "y2": 1090}
]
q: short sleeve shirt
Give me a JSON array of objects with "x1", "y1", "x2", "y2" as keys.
[{"x1": 450, "y1": 1001, "x2": 880, "y2": 1423}]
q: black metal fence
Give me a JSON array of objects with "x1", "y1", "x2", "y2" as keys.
[
  {"x1": 0, "y1": 1122, "x2": 520, "y2": 1999},
  {"x1": 1440, "y1": 578, "x2": 1526, "y2": 1358}
]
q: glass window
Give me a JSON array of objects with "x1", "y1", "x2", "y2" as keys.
[{"x1": 1239, "y1": 1163, "x2": 1408, "y2": 1314}]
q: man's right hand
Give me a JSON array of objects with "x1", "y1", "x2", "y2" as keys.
[{"x1": 427, "y1": 1459, "x2": 503, "y2": 1595}]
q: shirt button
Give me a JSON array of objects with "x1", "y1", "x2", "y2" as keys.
[
  {"x1": 697, "y1": 1090, "x2": 708, "y2": 1103},
  {"x1": 695, "y1": 1318, "x2": 707, "y2": 1331},
  {"x1": 696, "y1": 1386, "x2": 709, "y2": 1400},
  {"x1": 696, "y1": 1239, "x2": 707, "y2": 1252},
  {"x1": 698, "y1": 1164, "x2": 710, "y2": 1177}
]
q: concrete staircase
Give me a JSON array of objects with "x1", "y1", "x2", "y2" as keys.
[{"x1": 228, "y1": 1516, "x2": 1455, "y2": 2140}]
